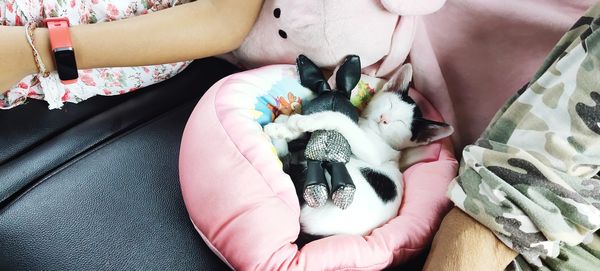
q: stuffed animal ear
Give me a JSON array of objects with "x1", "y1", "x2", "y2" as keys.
[
  {"x1": 375, "y1": 16, "x2": 416, "y2": 77},
  {"x1": 297, "y1": 55, "x2": 331, "y2": 94},
  {"x1": 411, "y1": 118, "x2": 454, "y2": 144},
  {"x1": 383, "y1": 63, "x2": 413, "y2": 98},
  {"x1": 380, "y1": 0, "x2": 447, "y2": 16},
  {"x1": 335, "y1": 55, "x2": 361, "y2": 97}
]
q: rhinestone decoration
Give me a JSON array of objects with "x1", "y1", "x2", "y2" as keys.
[
  {"x1": 303, "y1": 184, "x2": 328, "y2": 208},
  {"x1": 332, "y1": 185, "x2": 356, "y2": 209},
  {"x1": 304, "y1": 130, "x2": 351, "y2": 163}
]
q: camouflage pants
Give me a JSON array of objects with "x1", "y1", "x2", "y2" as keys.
[{"x1": 448, "y1": 3, "x2": 600, "y2": 271}]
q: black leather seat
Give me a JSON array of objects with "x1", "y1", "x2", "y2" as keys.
[{"x1": 0, "y1": 58, "x2": 426, "y2": 270}]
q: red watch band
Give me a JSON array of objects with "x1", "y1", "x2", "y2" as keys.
[
  {"x1": 44, "y1": 17, "x2": 78, "y2": 84},
  {"x1": 44, "y1": 17, "x2": 72, "y2": 50}
]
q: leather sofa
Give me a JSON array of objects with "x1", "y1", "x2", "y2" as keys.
[{"x1": 0, "y1": 58, "x2": 427, "y2": 270}]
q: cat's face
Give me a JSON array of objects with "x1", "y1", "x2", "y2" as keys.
[
  {"x1": 363, "y1": 90, "x2": 454, "y2": 149},
  {"x1": 360, "y1": 63, "x2": 453, "y2": 149},
  {"x1": 362, "y1": 91, "x2": 417, "y2": 149}
]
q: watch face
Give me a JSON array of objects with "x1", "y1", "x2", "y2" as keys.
[{"x1": 54, "y1": 49, "x2": 79, "y2": 81}]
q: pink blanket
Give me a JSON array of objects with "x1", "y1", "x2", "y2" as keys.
[{"x1": 413, "y1": 0, "x2": 595, "y2": 150}]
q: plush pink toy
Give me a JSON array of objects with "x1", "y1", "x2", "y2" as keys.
[{"x1": 229, "y1": 0, "x2": 447, "y2": 77}]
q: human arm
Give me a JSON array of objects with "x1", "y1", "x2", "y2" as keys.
[
  {"x1": 0, "y1": 0, "x2": 263, "y2": 92},
  {"x1": 423, "y1": 208, "x2": 518, "y2": 271}
]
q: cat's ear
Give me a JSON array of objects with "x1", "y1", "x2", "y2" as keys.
[
  {"x1": 411, "y1": 118, "x2": 454, "y2": 144},
  {"x1": 383, "y1": 63, "x2": 413, "y2": 98},
  {"x1": 335, "y1": 55, "x2": 361, "y2": 98},
  {"x1": 297, "y1": 55, "x2": 331, "y2": 94}
]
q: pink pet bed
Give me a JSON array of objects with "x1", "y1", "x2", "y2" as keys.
[{"x1": 179, "y1": 65, "x2": 457, "y2": 270}]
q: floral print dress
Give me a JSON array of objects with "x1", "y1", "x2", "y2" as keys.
[{"x1": 0, "y1": 0, "x2": 194, "y2": 109}]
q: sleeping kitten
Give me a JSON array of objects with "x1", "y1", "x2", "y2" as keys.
[{"x1": 265, "y1": 64, "x2": 453, "y2": 236}]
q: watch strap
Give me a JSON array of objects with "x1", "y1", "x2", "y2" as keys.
[
  {"x1": 44, "y1": 17, "x2": 72, "y2": 50},
  {"x1": 43, "y1": 17, "x2": 78, "y2": 84}
]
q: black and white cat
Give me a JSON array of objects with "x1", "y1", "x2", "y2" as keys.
[{"x1": 264, "y1": 64, "x2": 453, "y2": 236}]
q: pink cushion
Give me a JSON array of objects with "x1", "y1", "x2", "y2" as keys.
[{"x1": 179, "y1": 65, "x2": 458, "y2": 270}]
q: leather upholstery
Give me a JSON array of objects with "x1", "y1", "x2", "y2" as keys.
[
  {"x1": 0, "y1": 58, "x2": 427, "y2": 270},
  {"x1": 0, "y1": 59, "x2": 236, "y2": 270}
]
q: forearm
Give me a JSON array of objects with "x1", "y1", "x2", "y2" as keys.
[
  {"x1": 0, "y1": 27, "x2": 39, "y2": 91},
  {"x1": 46, "y1": 0, "x2": 261, "y2": 70},
  {"x1": 1, "y1": 0, "x2": 261, "y2": 79},
  {"x1": 423, "y1": 208, "x2": 518, "y2": 271}
]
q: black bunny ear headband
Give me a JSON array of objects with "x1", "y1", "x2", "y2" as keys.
[{"x1": 296, "y1": 55, "x2": 361, "y2": 98}]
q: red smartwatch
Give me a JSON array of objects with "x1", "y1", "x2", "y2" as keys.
[{"x1": 44, "y1": 17, "x2": 78, "y2": 84}]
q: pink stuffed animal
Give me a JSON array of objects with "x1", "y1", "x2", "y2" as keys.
[{"x1": 230, "y1": 0, "x2": 447, "y2": 77}]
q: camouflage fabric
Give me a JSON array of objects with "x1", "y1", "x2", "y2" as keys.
[{"x1": 448, "y1": 3, "x2": 600, "y2": 270}]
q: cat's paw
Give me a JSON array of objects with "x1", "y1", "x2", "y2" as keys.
[
  {"x1": 264, "y1": 123, "x2": 288, "y2": 139},
  {"x1": 264, "y1": 123, "x2": 300, "y2": 140},
  {"x1": 287, "y1": 114, "x2": 314, "y2": 132}
]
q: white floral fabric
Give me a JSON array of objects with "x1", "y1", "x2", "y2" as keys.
[{"x1": 0, "y1": 0, "x2": 193, "y2": 109}]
